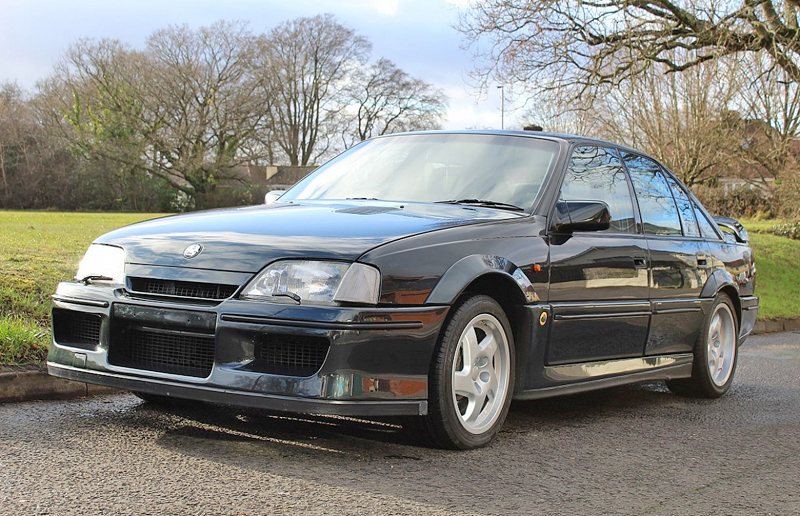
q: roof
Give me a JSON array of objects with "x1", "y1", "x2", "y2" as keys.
[{"x1": 372, "y1": 129, "x2": 641, "y2": 154}]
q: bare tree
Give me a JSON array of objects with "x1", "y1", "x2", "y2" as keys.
[
  {"x1": 731, "y1": 51, "x2": 800, "y2": 190},
  {"x1": 255, "y1": 14, "x2": 370, "y2": 166},
  {"x1": 0, "y1": 81, "x2": 82, "y2": 209},
  {"x1": 141, "y1": 21, "x2": 265, "y2": 207},
  {"x1": 343, "y1": 58, "x2": 447, "y2": 145},
  {"x1": 458, "y1": 0, "x2": 800, "y2": 99},
  {"x1": 517, "y1": 88, "x2": 602, "y2": 135},
  {"x1": 49, "y1": 22, "x2": 266, "y2": 209},
  {"x1": 595, "y1": 54, "x2": 739, "y2": 186}
]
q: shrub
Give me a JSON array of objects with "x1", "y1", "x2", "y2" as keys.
[
  {"x1": 692, "y1": 185, "x2": 772, "y2": 218},
  {"x1": 774, "y1": 177, "x2": 800, "y2": 219},
  {"x1": 771, "y1": 221, "x2": 800, "y2": 240}
]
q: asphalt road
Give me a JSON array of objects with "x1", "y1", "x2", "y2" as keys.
[{"x1": 2, "y1": 331, "x2": 799, "y2": 516}]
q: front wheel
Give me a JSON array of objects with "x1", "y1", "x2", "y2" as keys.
[
  {"x1": 409, "y1": 295, "x2": 515, "y2": 449},
  {"x1": 666, "y1": 293, "x2": 739, "y2": 398}
]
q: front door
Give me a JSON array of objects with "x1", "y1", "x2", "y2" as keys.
[{"x1": 547, "y1": 146, "x2": 650, "y2": 365}]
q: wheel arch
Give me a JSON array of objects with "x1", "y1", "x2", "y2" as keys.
[
  {"x1": 701, "y1": 269, "x2": 742, "y2": 325},
  {"x1": 437, "y1": 268, "x2": 536, "y2": 395},
  {"x1": 425, "y1": 254, "x2": 539, "y2": 306}
]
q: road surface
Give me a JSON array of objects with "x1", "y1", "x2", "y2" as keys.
[{"x1": 2, "y1": 331, "x2": 799, "y2": 515}]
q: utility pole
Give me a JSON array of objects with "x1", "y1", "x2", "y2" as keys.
[{"x1": 497, "y1": 84, "x2": 505, "y2": 130}]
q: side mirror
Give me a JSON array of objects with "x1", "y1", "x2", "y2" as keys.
[
  {"x1": 551, "y1": 200, "x2": 611, "y2": 233},
  {"x1": 264, "y1": 190, "x2": 286, "y2": 204}
]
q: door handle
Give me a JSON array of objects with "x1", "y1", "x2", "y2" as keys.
[
  {"x1": 696, "y1": 254, "x2": 708, "y2": 266},
  {"x1": 633, "y1": 256, "x2": 647, "y2": 268}
]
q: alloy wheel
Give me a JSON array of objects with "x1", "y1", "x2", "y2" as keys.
[{"x1": 451, "y1": 313, "x2": 511, "y2": 434}]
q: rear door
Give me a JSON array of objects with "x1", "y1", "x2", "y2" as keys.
[
  {"x1": 623, "y1": 154, "x2": 710, "y2": 355},
  {"x1": 547, "y1": 145, "x2": 650, "y2": 365}
]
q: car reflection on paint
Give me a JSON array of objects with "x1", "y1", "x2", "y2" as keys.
[{"x1": 48, "y1": 131, "x2": 758, "y2": 449}]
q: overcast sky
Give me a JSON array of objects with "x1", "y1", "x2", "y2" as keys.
[{"x1": 0, "y1": 0, "x2": 517, "y2": 129}]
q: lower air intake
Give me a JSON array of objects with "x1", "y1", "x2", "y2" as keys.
[
  {"x1": 109, "y1": 326, "x2": 215, "y2": 378},
  {"x1": 52, "y1": 309, "x2": 102, "y2": 350},
  {"x1": 255, "y1": 334, "x2": 330, "y2": 377}
]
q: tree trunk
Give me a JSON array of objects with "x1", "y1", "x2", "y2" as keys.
[{"x1": 0, "y1": 141, "x2": 7, "y2": 195}]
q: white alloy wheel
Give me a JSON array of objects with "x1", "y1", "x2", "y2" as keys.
[
  {"x1": 707, "y1": 302, "x2": 736, "y2": 387},
  {"x1": 451, "y1": 313, "x2": 511, "y2": 434}
]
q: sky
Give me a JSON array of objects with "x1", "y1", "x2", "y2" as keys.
[{"x1": 0, "y1": 0, "x2": 518, "y2": 130}]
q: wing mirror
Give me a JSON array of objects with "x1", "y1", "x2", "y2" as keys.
[
  {"x1": 551, "y1": 200, "x2": 612, "y2": 233},
  {"x1": 264, "y1": 190, "x2": 286, "y2": 204}
]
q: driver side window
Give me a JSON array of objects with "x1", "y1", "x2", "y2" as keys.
[{"x1": 559, "y1": 146, "x2": 637, "y2": 234}]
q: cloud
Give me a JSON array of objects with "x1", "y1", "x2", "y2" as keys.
[{"x1": 373, "y1": 0, "x2": 400, "y2": 15}]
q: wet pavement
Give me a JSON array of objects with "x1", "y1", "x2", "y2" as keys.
[{"x1": 1, "y1": 331, "x2": 799, "y2": 515}]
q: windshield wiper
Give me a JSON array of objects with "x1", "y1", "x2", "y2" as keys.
[
  {"x1": 436, "y1": 199, "x2": 524, "y2": 211},
  {"x1": 272, "y1": 292, "x2": 301, "y2": 303},
  {"x1": 346, "y1": 197, "x2": 379, "y2": 200}
]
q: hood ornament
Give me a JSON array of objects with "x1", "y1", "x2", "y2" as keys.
[{"x1": 183, "y1": 243, "x2": 204, "y2": 259}]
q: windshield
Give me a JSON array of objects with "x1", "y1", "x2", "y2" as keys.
[{"x1": 280, "y1": 133, "x2": 560, "y2": 209}]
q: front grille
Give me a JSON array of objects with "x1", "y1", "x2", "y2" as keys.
[
  {"x1": 255, "y1": 335, "x2": 330, "y2": 377},
  {"x1": 108, "y1": 326, "x2": 215, "y2": 378},
  {"x1": 52, "y1": 309, "x2": 102, "y2": 350},
  {"x1": 128, "y1": 277, "x2": 237, "y2": 300}
]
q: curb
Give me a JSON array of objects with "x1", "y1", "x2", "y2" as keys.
[
  {"x1": 0, "y1": 369, "x2": 120, "y2": 404},
  {"x1": 751, "y1": 318, "x2": 800, "y2": 335}
]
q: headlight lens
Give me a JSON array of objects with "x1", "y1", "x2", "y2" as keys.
[
  {"x1": 75, "y1": 244, "x2": 126, "y2": 285},
  {"x1": 240, "y1": 260, "x2": 381, "y2": 305}
]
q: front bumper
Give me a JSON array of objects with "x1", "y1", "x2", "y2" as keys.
[{"x1": 48, "y1": 281, "x2": 449, "y2": 416}]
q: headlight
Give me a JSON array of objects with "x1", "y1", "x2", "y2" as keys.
[
  {"x1": 75, "y1": 244, "x2": 126, "y2": 285},
  {"x1": 240, "y1": 260, "x2": 381, "y2": 305}
]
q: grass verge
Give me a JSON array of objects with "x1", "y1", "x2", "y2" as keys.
[{"x1": 0, "y1": 211, "x2": 166, "y2": 365}]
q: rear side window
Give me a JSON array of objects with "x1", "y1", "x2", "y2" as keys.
[
  {"x1": 624, "y1": 154, "x2": 683, "y2": 236},
  {"x1": 665, "y1": 175, "x2": 701, "y2": 237},
  {"x1": 693, "y1": 200, "x2": 721, "y2": 239},
  {"x1": 559, "y1": 146, "x2": 637, "y2": 233}
]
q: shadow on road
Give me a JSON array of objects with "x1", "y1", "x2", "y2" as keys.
[{"x1": 133, "y1": 380, "x2": 689, "y2": 457}]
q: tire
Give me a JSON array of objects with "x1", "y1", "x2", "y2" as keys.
[
  {"x1": 666, "y1": 293, "x2": 739, "y2": 398},
  {"x1": 408, "y1": 295, "x2": 515, "y2": 449}
]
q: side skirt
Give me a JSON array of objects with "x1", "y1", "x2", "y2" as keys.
[{"x1": 514, "y1": 353, "x2": 693, "y2": 401}]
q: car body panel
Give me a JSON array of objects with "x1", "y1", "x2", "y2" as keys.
[{"x1": 547, "y1": 233, "x2": 650, "y2": 364}]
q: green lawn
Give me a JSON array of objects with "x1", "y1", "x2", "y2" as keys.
[
  {"x1": 0, "y1": 211, "x2": 166, "y2": 364},
  {"x1": 738, "y1": 218, "x2": 800, "y2": 318},
  {"x1": 743, "y1": 229, "x2": 800, "y2": 320},
  {"x1": 0, "y1": 211, "x2": 798, "y2": 365}
]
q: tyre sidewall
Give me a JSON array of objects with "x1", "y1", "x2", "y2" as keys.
[
  {"x1": 695, "y1": 293, "x2": 739, "y2": 397},
  {"x1": 431, "y1": 295, "x2": 515, "y2": 449}
]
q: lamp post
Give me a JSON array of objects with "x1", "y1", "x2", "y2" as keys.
[{"x1": 497, "y1": 84, "x2": 504, "y2": 130}]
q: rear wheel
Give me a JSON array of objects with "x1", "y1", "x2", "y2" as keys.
[
  {"x1": 408, "y1": 295, "x2": 515, "y2": 449},
  {"x1": 666, "y1": 293, "x2": 738, "y2": 398}
]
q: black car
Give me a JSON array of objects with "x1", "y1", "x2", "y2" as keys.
[{"x1": 48, "y1": 131, "x2": 758, "y2": 449}]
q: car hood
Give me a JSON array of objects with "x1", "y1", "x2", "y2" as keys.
[{"x1": 95, "y1": 200, "x2": 523, "y2": 273}]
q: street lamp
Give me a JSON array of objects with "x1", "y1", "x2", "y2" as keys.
[{"x1": 497, "y1": 84, "x2": 504, "y2": 130}]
